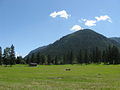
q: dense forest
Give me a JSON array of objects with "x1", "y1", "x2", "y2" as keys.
[
  {"x1": 0, "y1": 45, "x2": 120, "y2": 66},
  {"x1": 26, "y1": 45, "x2": 120, "y2": 65}
]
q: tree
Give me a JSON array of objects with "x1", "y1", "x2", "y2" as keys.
[
  {"x1": 3, "y1": 47, "x2": 11, "y2": 66},
  {"x1": 102, "y1": 50, "x2": 107, "y2": 64},
  {"x1": 63, "y1": 54, "x2": 67, "y2": 64},
  {"x1": 54, "y1": 56, "x2": 58, "y2": 65},
  {"x1": 94, "y1": 47, "x2": 102, "y2": 64},
  {"x1": 10, "y1": 45, "x2": 16, "y2": 66},
  {"x1": 69, "y1": 51, "x2": 74, "y2": 64},
  {"x1": 111, "y1": 46, "x2": 120, "y2": 64},
  {"x1": 36, "y1": 53, "x2": 41, "y2": 64},
  {"x1": 84, "y1": 49, "x2": 89, "y2": 64},
  {"x1": 16, "y1": 56, "x2": 23, "y2": 64},
  {"x1": 77, "y1": 50, "x2": 83, "y2": 64},
  {"x1": 0, "y1": 47, "x2": 2, "y2": 65},
  {"x1": 31, "y1": 53, "x2": 36, "y2": 63},
  {"x1": 47, "y1": 55, "x2": 52, "y2": 65},
  {"x1": 41, "y1": 55, "x2": 48, "y2": 65},
  {"x1": 26, "y1": 56, "x2": 30, "y2": 64}
]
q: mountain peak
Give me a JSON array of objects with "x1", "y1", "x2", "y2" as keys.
[{"x1": 27, "y1": 29, "x2": 120, "y2": 56}]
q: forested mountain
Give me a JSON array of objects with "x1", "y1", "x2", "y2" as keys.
[
  {"x1": 27, "y1": 29, "x2": 120, "y2": 57},
  {"x1": 110, "y1": 37, "x2": 120, "y2": 44}
]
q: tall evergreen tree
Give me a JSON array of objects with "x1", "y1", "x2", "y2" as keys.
[
  {"x1": 94, "y1": 47, "x2": 101, "y2": 64},
  {"x1": 47, "y1": 55, "x2": 52, "y2": 65},
  {"x1": 77, "y1": 50, "x2": 83, "y2": 64},
  {"x1": 0, "y1": 47, "x2": 2, "y2": 65},
  {"x1": 84, "y1": 49, "x2": 89, "y2": 64},
  {"x1": 54, "y1": 56, "x2": 58, "y2": 65},
  {"x1": 102, "y1": 50, "x2": 107, "y2": 64},
  {"x1": 31, "y1": 53, "x2": 35, "y2": 63},
  {"x1": 41, "y1": 55, "x2": 48, "y2": 65},
  {"x1": 16, "y1": 56, "x2": 23, "y2": 64},
  {"x1": 111, "y1": 46, "x2": 120, "y2": 64},
  {"x1": 10, "y1": 45, "x2": 16, "y2": 66},
  {"x1": 3, "y1": 47, "x2": 11, "y2": 66},
  {"x1": 69, "y1": 51, "x2": 74, "y2": 64},
  {"x1": 36, "y1": 53, "x2": 41, "y2": 64},
  {"x1": 63, "y1": 54, "x2": 67, "y2": 64},
  {"x1": 26, "y1": 56, "x2": 30, "y2": 64}
]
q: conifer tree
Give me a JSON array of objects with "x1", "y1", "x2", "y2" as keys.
[
  {"x1": 3, "y1": 47, "x2": 11, "y2": 66},
  {"x1": 63, "y1": 54, "x2": 67, "y2": 64},
  {"x1": 36, "y1": 53, "x2": 41, "y2": 64},
  {"x1": 31, "y1": 53, "x2": 35, "y2": 63},
  {"x1": 77, "y1": 50, "x2": 83, "y2": 64},
  {"x1": 69, "y1": 51, "x2": 74, "y2": 64},
  {"x1": 10, "y1": 44, "x2": 16, "y2": 66},
  {"x1": 54, "y1": 56, "x2": 58, "y2": 65},
  {"x1": 111, "y1": 46, "x2": 120, "y2": 64},
  {"x1": 0, "y1": 47, "x2": 2, "y2": 65},
  {"x1": 16, "y1": 56, "x2": 23, "y2": 64},
  {"x1": 47, "y1": 55, "x2": 52, "y2": 65},
  {"x1": 84, "y1": 49, "x2": 89, "y2": 64},
  {"x1": 41, "y1": 55, "x2": 48, "y2": 65}
]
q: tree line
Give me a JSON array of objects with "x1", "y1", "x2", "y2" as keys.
[
  {"x1": 26, "y1": 45, "x2": 120, "y2": 65},
  {"x1": 0, "y1": 45, "x2": 120, "y2": 66},
  {"x1": 0, "y1": 45, "x2": 25, "y2": 66}
]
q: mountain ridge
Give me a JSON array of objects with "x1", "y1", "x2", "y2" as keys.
[{"x1": 26, "y1": 29, "x2": 120, "y2": 57}]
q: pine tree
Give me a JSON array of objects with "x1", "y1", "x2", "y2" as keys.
[
  {"x1": 77, "y1": 50, "x2": 83, "y2": 64},
  {"x1": 95, "y1": 47, "x2": 101, "y2": 64},
  {"x1": 26, "y1": 56, "x2": 30, "y2": 64},
  {"x1": 102, "y1": 50, "x2": 107, "y2": 64},
  {"x1": 69, "y1": 51, "x2": 74, "y2": 64},
  {"x1": 41, "y1": 55, "x2": 48, "y2": 65},
  {"x1": 10, "y1": 45, "x2": 16, "y2": 66},
  {"x1": 111, "y1": 46, "x2": 120, "y2": 64},
  {"x1": 47, "y1": 55, "x2": 52, "y2": 65},
  {"x1": 54, "y1": 56, "x2": 58, "y2": 65},
  {"x1": 0, "y1": 47, "x2": 2, "y2": 65},
  {"x1": 84, "y1": 49, "x2": 89, "y2": 64},
  {"x1": 3, "y1": 47, "x2": 11, "y2": 66},
  {"x1": 36, "y1": 53, "x2": 41, "y2": 64},
  {"x1": 31, "y1": 53, "x2": 35, "y2": 63},
  {"x1": 16, "y1": 56, "x2": 23, "y2": 64},
  {"x1": 63, "y1": 54, "x2": 67, "y2": 64}
]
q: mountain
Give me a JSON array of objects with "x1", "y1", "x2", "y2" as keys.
[
  {"x1": 26, "y1": 29, "x2": 120, "y2": 57},
  {"x1": 110, "y1": 37, "x2": 120, "y2": 44}
]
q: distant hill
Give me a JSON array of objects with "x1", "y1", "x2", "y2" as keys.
[{"x1": 26, "y1": 29, "x2": 120, "y2": 57}]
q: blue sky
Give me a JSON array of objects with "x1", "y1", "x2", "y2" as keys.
[{"x1": 0, "y1": 0, "x2": 119, "y2": 56}]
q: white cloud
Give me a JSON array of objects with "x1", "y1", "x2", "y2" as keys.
[
  {"x1": 95, "y1": 15, "x2": 112, "y2": 23},
  {"x1": 84, "y1": 20, "x2": 97, "y2": 27},
  {"x1": 80, "y1": 15, "x2": 112, "y2": 27},
  {"x1": 71, "y1": 25, "x2": 83, "y2": 31},
  {"x1": 50, "y1": 10, "x2": 71, "y2": 19}
]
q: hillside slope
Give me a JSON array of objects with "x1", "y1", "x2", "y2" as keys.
[{"x1": 27, "y1": 29, "x2": 120, "y2": 56}]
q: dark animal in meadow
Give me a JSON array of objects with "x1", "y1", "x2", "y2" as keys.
[{"x1": 65, "y1": 68, "x2": 71, "y2": 71}]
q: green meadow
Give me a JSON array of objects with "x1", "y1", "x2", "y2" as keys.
[{"x1": 0, "y1": 64, "x2": 120, "y2": 90}]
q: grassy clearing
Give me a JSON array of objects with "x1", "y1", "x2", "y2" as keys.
[{"x1": 0, "y1": 64, "x2": 120, "y2": 90}]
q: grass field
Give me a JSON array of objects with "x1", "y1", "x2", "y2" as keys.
[{"x1": 0, "y1": 64, "x2": 120, "y2": 90}]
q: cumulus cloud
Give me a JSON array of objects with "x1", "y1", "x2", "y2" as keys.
[
  {"x1": 84, "y1": 20, "x2": 97, "y2": 27},
  {"x1": 95, "y1": 15, "x2": 112, "y2": 23},
  {"x1": 81, "y1": 19, "x2": 97, "y2": 27},
  {"x1": 80, "y1": 15, "x2": 112, "y2": 27},
  {"x1": 71, "y1": 25, "x2": 83, "y2": 31},
  {"x1": 50, "y1": 10, "x2": 71, "y2": 19}
]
